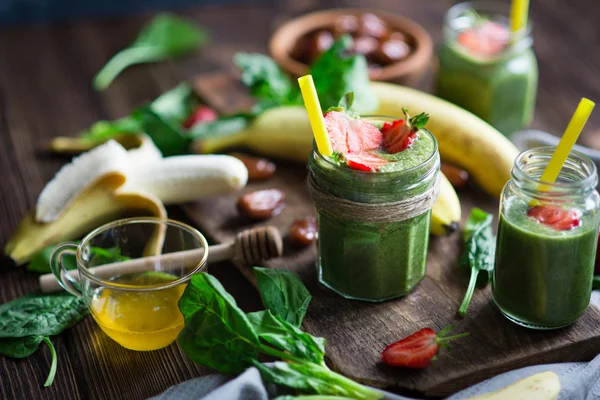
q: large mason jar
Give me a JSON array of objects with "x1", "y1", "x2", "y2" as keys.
[
  {"x1": 308, "y1": 116, "x2": 440, "y2": 302},
  {"x1": 493, "y1": 147, "x2": 600, "y2": 329}
]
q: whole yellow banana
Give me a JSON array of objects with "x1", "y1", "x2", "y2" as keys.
[{"x1": 194, "y1": 83, "x2": 519, "y2": 198}]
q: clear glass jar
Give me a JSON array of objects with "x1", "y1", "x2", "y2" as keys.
[
  {"x1": 308, "y1": 117, "x2": 440, "y2": 302},
  {"x1": 493, "y1": 147, "x2": 600, "y2": 329},
  {"x1": 436, "y1": 1, "x2": 538, "y2": 136}
]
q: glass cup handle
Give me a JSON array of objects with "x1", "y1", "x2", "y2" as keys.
[{"x1": 50, "y1": 242, "x2": 82, "y2": 298}]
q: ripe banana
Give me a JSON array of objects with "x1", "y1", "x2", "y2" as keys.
[
  {"x1": 6, "y1": 136, "x2": 248, "y2": 265},
  {"x1": 192, "y1": 83, "x2": 519, "y2": 198},
  {"x1": 431, "y1": 172, "x2": 462, "y2": 236}
]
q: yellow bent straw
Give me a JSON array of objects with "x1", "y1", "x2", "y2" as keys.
[
  {"x1": 540, "y1": 98, "x2": 595, "y2": 186},
  {"x1": 509, "y1": 0, "x2": 530, "y2": 36},
  {"x1": 298, "y1": 75, "x2": 333, "y2": 157}
]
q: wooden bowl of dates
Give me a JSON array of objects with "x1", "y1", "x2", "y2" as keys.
[{"x1": 270, "y1": 9, "x2": 433, "y2": 86}]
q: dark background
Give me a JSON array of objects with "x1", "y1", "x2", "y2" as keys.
[{"x1": 1, "y1": 0, "x2": 599, "y2": 399}]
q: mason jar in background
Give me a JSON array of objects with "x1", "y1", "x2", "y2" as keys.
[
  {"x1": 436, "y1": 1, "x2": 538, "y2": 136},
  {"x1": 493, "y1": 147, "x2": 600, "y2": 329},
  {"x1": 307, "y1": 116, "x2": 440, "y2": 302}
]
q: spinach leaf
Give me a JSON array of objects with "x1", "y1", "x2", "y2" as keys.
[
  {"x1": 457, "y1": 208, "x2": 496, "y2": 317},
  {"x1": 235, "y1": 53, "x2": 300, "y2": 110},
  {"x1": 247, "y1": 310, "x2": 325, "y2": 365},
  {"x1": 0, "y1": 335, "x2": 44, "y2": 358},
  {"x1": 94, "y1": 14, "x2": 208, "y2": 90},
  {"x1": 80, "y1": 83, "x2": 198, "y2": 143},
  {"x1": 177, "y1": 273, "x2": 260, "y2": 374},
  {"x1": 0, "y1": 292, "x2": 88, "y2": 338},
  {"x1": 254, "y1": 361, "x2": 381, "y2": 400},
  {"x1": 131, "y1": 106, "x2": 191, "y2": 156},
  {"x1": 27, "y1": 244, "x2": 128, "y2": 273},
  {"x1": 28, "y1": 246, "x2": 76, "y2": 273},
  {"x1": 188, "y1": 114, "x2": 250, "y2": 139},
  {"x1": 79, "y1": 116, "x2": 141, "y2": 141},
  {"x1": 178, "y1": 272, "x2": 382, "y2": 400},
  {"x1": 0, "y1": 292, "x2": 88, "y2": 387},
  {"x1": 253, "y1": 267, "x2": 312, "y2": 327},
  {"x1": 310, "y1": 36, "x2": 378, "y2": 114}
]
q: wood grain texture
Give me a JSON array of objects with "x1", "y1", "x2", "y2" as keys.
[{"x1": 1, "y1": 0, "x2": 600, "y2": 398}]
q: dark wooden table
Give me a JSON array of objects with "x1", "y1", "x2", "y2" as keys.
[{"x1": 1, "y1": 0, "x2": 599, "y2": 399}]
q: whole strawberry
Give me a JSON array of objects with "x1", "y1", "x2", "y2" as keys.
[{"x1": 381, "y1": 325, "x2": 468, "y2": 369}]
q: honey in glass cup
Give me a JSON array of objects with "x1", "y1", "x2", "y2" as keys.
[{"x1": 50, "y1": 217, "x2": 209, "y2": 351}]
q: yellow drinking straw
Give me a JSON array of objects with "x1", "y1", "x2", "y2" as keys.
[
  {"x1": 509, "y1": 0, "x2": 530, "y2": 36},
  {"x1": 539, "y1": 98, "x2": 595, "y2": 186},
  {"x1": 298, "y1": 75, "x2": 333, "y2": 157}
]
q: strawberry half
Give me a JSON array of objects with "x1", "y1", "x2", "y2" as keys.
[
  {"x1": 457, "y1": 21, "x2": 510, "y2": 56},
  {"x1": 381, "y1": 109, "x2": 429, "y2": 154},
  {"x1": 345, "y1": 152, "x2": 388, "y2": 172},
  {"x1": 527, "y1": 204, "x2": 581, "y2": 231},
  {"x1": 381, "y1": 325, "x2": 468, "y2": 369},
  {"x1": 324, "y1": 111, "x2": 382, "y2": 154},
  {"x1": 183, "y1": 106, "x2": 218, "y2": 129}
]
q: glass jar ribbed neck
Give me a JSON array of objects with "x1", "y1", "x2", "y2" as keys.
[
  {"x1": 444, "y1": 0, "x2": 533, "y2": 59},
  {"x1": 511, "y1": 146, "x2": 598, "y2": 201}
]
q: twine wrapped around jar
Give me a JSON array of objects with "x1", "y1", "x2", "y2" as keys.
[{"x1": 307, "y1": 173, "x2": 441, "y2": 223}]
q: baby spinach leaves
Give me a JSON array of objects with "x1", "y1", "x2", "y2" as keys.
[
  {"x1": 0, "y1": 292, "x2": 89, "y2": 387},
  {"x1": 458, "y1": 208, "x2": 496, "y2": 317},
  {"x1": 254, "y1": 267, "x2": 311, "y2": 327},
  {"x1": 177, "y1": 269, "x2": 382, "y2": 399},
  {"x1": 177, "y1": 273, "x2": 259, "y2": 374},
  {"x1": 93, "y1": 14, "x2": 208, "y2": 90}
]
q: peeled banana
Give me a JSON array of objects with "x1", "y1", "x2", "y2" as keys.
[{"x1": 5, "y1": 136, "x2": 248, "y2": 265}]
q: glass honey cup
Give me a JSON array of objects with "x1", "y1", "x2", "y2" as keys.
[{"x1": 50, "y1": 217, "x2": 209, "y2": 351}]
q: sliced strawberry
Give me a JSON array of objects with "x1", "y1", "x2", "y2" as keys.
[
  {"x1": 527, "y1": 205, "x2": 581, "y2": 231},
  {"x1": 345, "y1": 152, "x2": 388, "y2": 172},
  {"x1": 381, "y1": 119, "x2": 417, "y2": 153},
  {"x1": 381, "y1": 326, "x2": 468, "y2": 369},
  {"x1": 183, "y1": 106, "x2": 218, "y2": 129},
  {"x1": 324, "y1": 111, "x2": 382, "y2": 154},
  {"x1": 457, "y1": 21, "x2": 510, "y2": 56}
]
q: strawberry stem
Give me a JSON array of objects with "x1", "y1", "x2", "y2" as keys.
[{"x1": 437, "y1": 332, "x2": 470, "y2": 344}]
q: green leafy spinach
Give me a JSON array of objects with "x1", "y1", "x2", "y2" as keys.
[
  {"x1": 254, "y1": 267, "x2": 311, "y2": 327},
  {"x1": 457, "y1": 208, "x2": 496, "y2": 317},
  {"x1": 0, "y1": 292, "x2": 89, "y2": 387},
  {"x1": 93, "y1": 14, "x2": 208, "y2": 90},
  {"x1": 177, "y1": 271, "x2": 382, "y2": 399}
]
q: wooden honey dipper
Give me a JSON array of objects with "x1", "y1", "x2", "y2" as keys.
[{"x1": 39, "y1": 226, "x2": 283, "y2": 293}]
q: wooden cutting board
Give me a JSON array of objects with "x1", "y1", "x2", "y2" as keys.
[{"x1": 183, "y1": 73, "x2": 600, "y2": 397}]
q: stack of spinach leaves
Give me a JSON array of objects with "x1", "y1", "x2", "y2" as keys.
[{"x1": 178, "y1": 267, "x2": 383, "y2": 400}]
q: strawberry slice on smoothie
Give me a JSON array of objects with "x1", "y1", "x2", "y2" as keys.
[
  {"x1": 527, "y1": 204, "x2": 581, "y2": 231},
  {"x1": 457, "y1": 20, "x2": 510, "y2": 56}
]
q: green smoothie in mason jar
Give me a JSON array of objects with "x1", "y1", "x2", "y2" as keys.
[
  {"x1": 436, "y1": 1, "x2": 538, "y2": 136},
  {"x1": 308, "y1": 106, "x2": 440, "y2": 302},
  {"x1": 493, "y1": 147, "x2": 600, "y2": 329}
]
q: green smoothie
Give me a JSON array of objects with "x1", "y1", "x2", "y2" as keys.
[
  {"x1": 493, "y1": 197, "x2": 598, "y2": 328},
  {"x1": 436, "y1": 2, "x2": 538, "y2": 136},
  {"x1": 309, "y1": 117, "x2": 439, "y2": 302}
]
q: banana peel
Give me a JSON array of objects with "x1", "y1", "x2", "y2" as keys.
[
  {"x1": 48, "y1": 133, "x2": 153, "y2": 155},
  {"x1": 430, "y1": 172, "x2": 462, "y2": 236},
  {"x1": 5, "y1": 175, "x2": 167, "y2": 265}
]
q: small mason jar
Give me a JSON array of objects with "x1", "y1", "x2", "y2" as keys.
[
  {"x1": 307, "y1": 116, "x2": 440, "y2": 302},
  {"x1": 493, "y1": 147, "x2": 600, "y2": 329},
  {"x1": 436, "y1": 1, "x2": 538, "y2": 136}
]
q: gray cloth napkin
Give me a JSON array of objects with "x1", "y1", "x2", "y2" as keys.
[{"x1": 150, "y1": 293, "x2": 600, "y2": 400}]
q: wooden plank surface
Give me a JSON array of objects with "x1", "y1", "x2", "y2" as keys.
[
  {"x1": 182, "y1": 80, "x2": 600, "y2": 395},
  {"x1": 1, "y1": 0, "x2": 600, "y2": 399}
]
